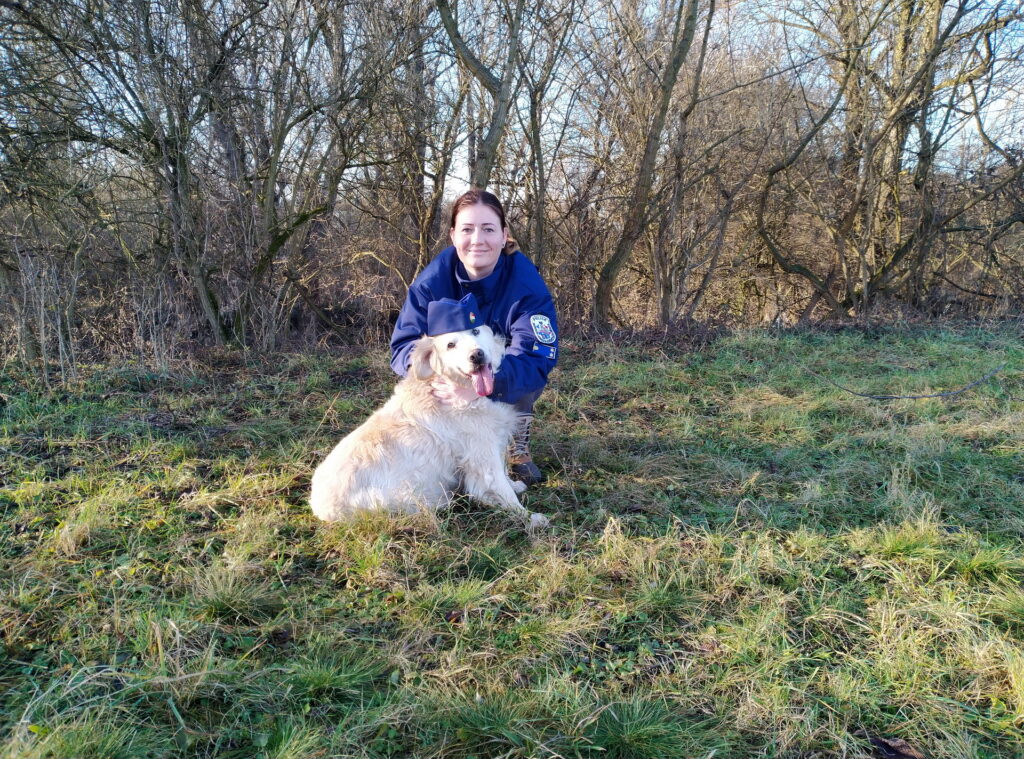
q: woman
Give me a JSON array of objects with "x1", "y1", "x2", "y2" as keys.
[{"x1": 390, "y1": 190, "x2": 558, "y2": 485}]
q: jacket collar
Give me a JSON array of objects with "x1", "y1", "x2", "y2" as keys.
[{"x1": 455, "y1": 250, "x2": 508, "y2": 306}]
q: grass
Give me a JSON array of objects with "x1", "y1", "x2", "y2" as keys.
[{"x1": 1, "y1": 320, "x2": 1023, "y2": 757}]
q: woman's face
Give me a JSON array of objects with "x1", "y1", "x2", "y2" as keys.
[{"x1": 450, "y1": 203, "x2": 508, "y2": 281}]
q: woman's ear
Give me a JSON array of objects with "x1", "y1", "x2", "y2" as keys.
[{"x1": 409, "y1": 337, "x2": 436, "y2": 381}]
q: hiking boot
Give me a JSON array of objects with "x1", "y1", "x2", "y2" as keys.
[
  {"x1": 510, "y1": 454, "x2": 545, "y2": 486},
  {"x1": 509, "y1": 413, "x2": 546, "y2": 486}
]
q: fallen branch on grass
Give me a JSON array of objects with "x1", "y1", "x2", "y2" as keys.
[{"x1": 805, "y1": 363, "x2": 1008, "y2": 400}]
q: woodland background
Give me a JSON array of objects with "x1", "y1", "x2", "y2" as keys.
[{"x1": 1, "y1": 0, "x2": 1022, "y2": 375}]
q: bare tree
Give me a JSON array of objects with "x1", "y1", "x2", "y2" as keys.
[
  {"x1": 591, "y1": 0, "x2": 709, "y2": 330},
  {"x1": 3, "y1": 0, "x2": 1023, "y2": 370},
  {"x1": 511, "y1": 0, "x2": 582, "y2": 271},
  {"x1": 436, "y1": 0, "x2": 525, "y2": 189},
  {"x1": 756, "y1": 0, "x2": 1024, "y2": 317}
]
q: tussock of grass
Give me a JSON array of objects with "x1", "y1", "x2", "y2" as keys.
[
  {"x1": 283, "y1": 638, "x2": 388, "y2": 704},
  {"x1": 3, "y1": 712, "x2": 177, "y2": 759},
  {"x1": 190, "y1": 561, "x2": 284, "y2": 625},
  {"x1": 3, "y1": 323, "x2": 1024, "y2": 757}
]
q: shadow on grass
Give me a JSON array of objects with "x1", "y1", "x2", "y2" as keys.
[{"x1": 3, "y1": 323, "x2": 1024, "y2": 758}]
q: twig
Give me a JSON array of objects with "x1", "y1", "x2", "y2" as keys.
[
  {"x1": 936, "y1": 272, "x2": 1003, "y2": 299},
  {"x1": 805, "y1": 363, "x2": 1008, "y2": 400}
]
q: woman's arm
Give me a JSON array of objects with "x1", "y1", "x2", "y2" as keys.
[
  {"x1": 389, "y1": 283, "x2": 432, "y2": 376},
  {"x1": 490, "y1": 292, "x2": 559, "y2": 404}
]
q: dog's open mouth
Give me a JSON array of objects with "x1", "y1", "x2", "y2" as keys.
[{"x1": 469, "y1": 364, "x2": 494, "y2": 397}]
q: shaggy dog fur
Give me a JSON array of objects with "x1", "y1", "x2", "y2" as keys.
[{"x1": 310, "y1": 325, "x2": 549, "y2": 528}]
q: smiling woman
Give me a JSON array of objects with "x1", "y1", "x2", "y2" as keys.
[
  {"x1": 450, "y1": 201, "x2": 508, "y2": 280},
  {"x1": 389, "y1": 190, "x2": 559, "y2": 486}
]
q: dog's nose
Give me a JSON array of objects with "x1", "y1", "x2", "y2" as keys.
[{"x1": 469, "y1": 348, "x2": 485, "y2": 365}]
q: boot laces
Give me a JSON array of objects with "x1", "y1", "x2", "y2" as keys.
[{"x1": 510, "y1": 413, "x2": 533, "y2": 459}]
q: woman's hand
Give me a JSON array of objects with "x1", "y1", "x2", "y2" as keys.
[{"x1": 431, "y1": 377, "x2": 481, "y2": 408}]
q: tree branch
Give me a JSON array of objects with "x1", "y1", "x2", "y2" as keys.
[
  {"x1": 806, "y1": 363, "x2": 1007, "y2": 400},
  {"x1": 435, "y1": 0, "x2": 501, "y2": 95}
]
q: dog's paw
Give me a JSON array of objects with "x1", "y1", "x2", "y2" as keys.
[
  {"x1": 528, "y1": 512, "x2": 550, "y2": 529},
  {"x1": 512, "y1": 480, "x2": 528, "y2": 495}
]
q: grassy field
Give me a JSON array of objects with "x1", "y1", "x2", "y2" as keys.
[{"x1": 2, "y1": 321, "x2": 1023, "y2": 758}]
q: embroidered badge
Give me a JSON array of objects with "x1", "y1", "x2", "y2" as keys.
[
  {"x1": 468, "y1": 311, "x2": 477, "y2": 323},
  {"x1": 530, "y1": 315, "x2": 556, "y2": 344}
]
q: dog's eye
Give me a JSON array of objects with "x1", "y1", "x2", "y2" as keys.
[
  {"x1": 447, "y1": 341, "x2": 456, "y2": 350},
  {"x1": 472, "y1": 328, "x2": 479, "y2": 336}
]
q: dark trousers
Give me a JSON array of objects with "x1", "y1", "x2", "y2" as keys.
[{"x1": 513, "y1": 388, "x2": 543, "y2": 415}]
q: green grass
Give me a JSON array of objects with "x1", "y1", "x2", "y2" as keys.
[{"x1": 1, "y1": 322, "x2": 1023, "y2": 757}]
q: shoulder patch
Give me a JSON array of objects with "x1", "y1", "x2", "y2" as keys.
[
  {"x1": 530, "y1": 315, "x2": 556, "y2": 344},
  {"x1": 532, "y1": 343, "x2": 557, "y2": 360}
]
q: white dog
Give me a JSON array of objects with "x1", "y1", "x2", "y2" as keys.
[{"x1": 310, "y1": 325, "x2": 549, "y2": 528}]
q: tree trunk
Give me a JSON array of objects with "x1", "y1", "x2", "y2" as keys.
[
  {"x1": 592, "y1": 0, "x2": 704, "y2": 330},
  {"x1": 436, "y1": 0, "x2": 525, "y2": 190}
]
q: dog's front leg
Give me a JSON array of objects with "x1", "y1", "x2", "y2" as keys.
[
  {"x1": 461, "y1": 449, "x2": 549, "y2": 529},
  {"x1": 462, "y1": 466, "x2": 529, "y2": 521}
]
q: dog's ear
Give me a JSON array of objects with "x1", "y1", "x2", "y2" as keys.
[{"x1": 409, "y1": 337, "x2": 436, "y2": 381}]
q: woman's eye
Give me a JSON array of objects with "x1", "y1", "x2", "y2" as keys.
[
  {"x1": 472, "y1": 328, "x2": 479, "y2": 336},
  {"x1": 447, "y1": 341, "x2": 456, "y2": 350}
]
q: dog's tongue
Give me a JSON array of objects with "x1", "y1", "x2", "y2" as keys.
[{"x1": 472, "y1": 365, "x2": 494, "y2": 396}]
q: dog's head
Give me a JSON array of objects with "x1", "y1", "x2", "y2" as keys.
[{"x1": 409, "y1": 325, "x2": 505, "y2": 397}]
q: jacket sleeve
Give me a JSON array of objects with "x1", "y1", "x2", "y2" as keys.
[
  {"x1": 389, "y1": 281, "x2": 433, "y2": 377},
  {"x1": 490, "y1": 290, "x2": 558, "y2": 405}
]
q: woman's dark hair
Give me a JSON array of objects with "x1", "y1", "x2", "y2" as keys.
[{"x1": 448, "y1": 189, "x2": 517, "y2": 254}]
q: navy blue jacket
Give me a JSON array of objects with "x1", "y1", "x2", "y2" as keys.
[{"x1": 390, "y1": 246, "x2": 558, "y2": 404}]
